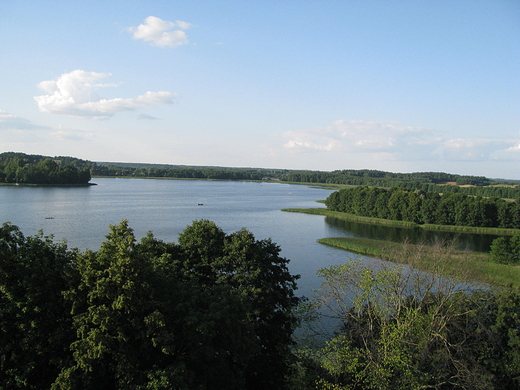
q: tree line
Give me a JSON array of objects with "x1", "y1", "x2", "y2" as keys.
[
  {"x1": 281, "y1": 170, "x2": 520, "y2": 199},
  {"x1": 0, "y1": 220, "x2": 299, "y2": 389},
  {"x1": 0, "y1": 153, "x2": 92, "y2": 185},
  {"x1": 3, "y1": 152, "x2": 519, "y2": 199},
  {"x1": 281, "y1": 169, "x2": 494, "y2": 186},
  {"x1": 325, "y1": 186, "x2": 520, "y2": 229},
  {"x1": 92, "y1": 164, "x2": 287, "y2": 181}
]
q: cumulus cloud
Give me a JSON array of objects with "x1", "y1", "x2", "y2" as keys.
[
  {"x1": 130, "y1": 16, "x2": 192, "y2": 47},
  {"x1": 282, "y1": 120, "x2": 520, "y2": 163},
  {"x1": 34, "y1": 70, "x2": 176, "y2": 119}
]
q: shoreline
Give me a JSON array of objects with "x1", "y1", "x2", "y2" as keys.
[
  {"x1": 282, "y1": 207, "x2": 520, "y2": 236},
  {"x1": 282, "y1": 207, "x2": 520, "y2": 288},
  {"x1": 316, "y1": 236, "x2": 520, "y2": 289}
]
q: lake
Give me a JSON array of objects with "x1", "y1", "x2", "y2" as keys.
[{"x1": 0, "y1": 178, "x2": 496, "y2": 298}]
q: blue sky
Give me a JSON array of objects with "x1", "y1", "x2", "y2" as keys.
[{"x1": 1, "y1": 1, "x2": 519, "y2": 178}]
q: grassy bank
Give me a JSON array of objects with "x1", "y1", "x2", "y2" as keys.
[
  {"x1": 420, "y1": 223, "x2": 520, "y2": 235},
  {"x1": 282, "y1": 207, "x2": 520, "y2": 236},
  {"x1": 318, "y1": 237, "x2": 520, "y2": 289},
  {"x1": 283, "y1": 208, "x2": 419, "y2": 227}
]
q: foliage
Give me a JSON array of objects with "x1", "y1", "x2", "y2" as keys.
[
  {"x1": 92, "y1": 162, "x2": 288, "y2": 181},
  {"x1": 325, "y1": 186, "x2": 520, "y2": 229},
  {"x1": 0, "y1": 153, "x2": 92, "y2": 185},
  {"x1": 0, "y1": 220, "x2": 300, "y2": 389},
  {"x1": 490, "y1": 235, "x2": 520, "y2": 265},
  {"x1": 281, "y1": 170, "x2": 520, "y2": 199},
  {"x1": 296, "y1": 258, "x2": 520, "y2": 390},
  {"x1": 0, "y1": 223, "x2": 77, "y2": 389}
]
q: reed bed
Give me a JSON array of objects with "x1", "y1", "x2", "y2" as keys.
[{"x1": 317, "y1": 237, "x2": 520, "y2": 289}]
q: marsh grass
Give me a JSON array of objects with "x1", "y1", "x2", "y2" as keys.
[
  {"x1": 318, "y1": 237, "x2": 520, "y2": 289},
  {"x1": 282, "y1": 208, "x2": 417, "y2": 228}
]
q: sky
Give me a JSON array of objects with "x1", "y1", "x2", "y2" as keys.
[{"x1": 1, "y1": 1, "x2": 519, "y2": 179}]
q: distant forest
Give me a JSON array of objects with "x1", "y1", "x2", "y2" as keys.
[
  {"x1": 1, "y1": 153, "x2": 519, "y2": 200},
  {"x1": 94, "y1": 160, "x2": 520, "y2": 199}
]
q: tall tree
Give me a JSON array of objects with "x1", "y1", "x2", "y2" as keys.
[
  {"x1": 178, "y1": 220, "x2": 301, "y2": 390},
  {"x1": 0, "y1": 223, "x2": 76, "y2": 389}
]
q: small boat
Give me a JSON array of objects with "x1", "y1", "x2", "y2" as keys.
[
  {"x1": 45, "y1": 217, "x2": 55, "y2": 219},
  {"x1": 198, "y1": 203, "x2": 204, "y2": 206}
]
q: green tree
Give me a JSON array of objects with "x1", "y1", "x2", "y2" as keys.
[
  {"x1": 178, "y1": 220, "x2": 301, "y2": 390},
  {"x1": 0, "y1": 223, "x2": 77, "y2": 389},
  {"x1": 56, "y1": 221, "x2": 260, "y2": 389},
  {"x1": 403, "y1": 191, "x2": 423, "y2": 223},
  {"x1": 47, "y1": 219, "x2": 299, "y2": 389},
  {"x1": 490, "y1": 235, "x2": 520, "y2": 265},
  {"x1": 387, "y1": 189, "x2": 408, "y2": 221},
  {"x1": 420, "y1": 192, "x2": 440, "y2": 224}
]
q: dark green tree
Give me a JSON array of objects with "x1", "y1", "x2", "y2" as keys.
[
  {"x1": 0, "y1": 223, "x2": 77, "y2": 389},
  {"x1": 178, "y1": 220, "x2": 301, "y2": 390},
  {"x1": 55, "y1": 220, "x2": 261, "y2": 390},
  {"x1": 490, "y1": 235, "x2": 520, "y2": 265}
]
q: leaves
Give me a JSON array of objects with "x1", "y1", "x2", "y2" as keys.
[
  {"x1": 0, "y1": 220, "x2": 299, "y2": 389},
  {"x1": 304, "y1": 257, "x2": 520, "y2": 390}
]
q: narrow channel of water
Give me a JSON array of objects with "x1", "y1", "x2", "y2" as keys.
[{"x1": 323, "y1": 216, "x2": 498, "y2": 252}]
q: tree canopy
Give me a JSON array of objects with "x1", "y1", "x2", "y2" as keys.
[
  {"x1": 325, "y1": 186, "x2": 520, "y2": 229},
  {"x1": 0, "y1": 153, "x2": 92, "y2": 185},
  {"x1": 2, "y1": 220, "x2": 520, "y2": 389},
  {"x1": 0, "y1": 220, "x2": 300, "y2": 389}
]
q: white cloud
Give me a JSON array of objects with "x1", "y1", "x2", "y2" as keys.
[
  {"x1": 34, "y1": 70, "x2": 177, "y2": 119},
  {"x1": 130, "y1": 16, "x2": 192, "y2": 48},
  {"x1": 281, "y1": 120, "x2": 520, "y2": 163},
  {"x1": 433, "y1": 138, "x2": 520, "y2": 162},
  {"x1": 283, "y1": 120, "x2": 441, "y2": 153},
  {"x1": 50, "y1": 126, "x2": 93, "y2": 141}
]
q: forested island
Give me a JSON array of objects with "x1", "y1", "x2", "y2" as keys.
[
  {"x1": 325, "y1": 186, "x2": 520, "y2": 229},
  {"x1": 0, "y1": 152, "x2": 92, "y2": 185}
]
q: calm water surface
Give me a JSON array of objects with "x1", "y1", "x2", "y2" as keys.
[
  {"x1": 0, "y1": 178, "x2": 495, "y2": 297},
  {"x1": 1, "y1": 178, "x2": 347, "y2": 296}
]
